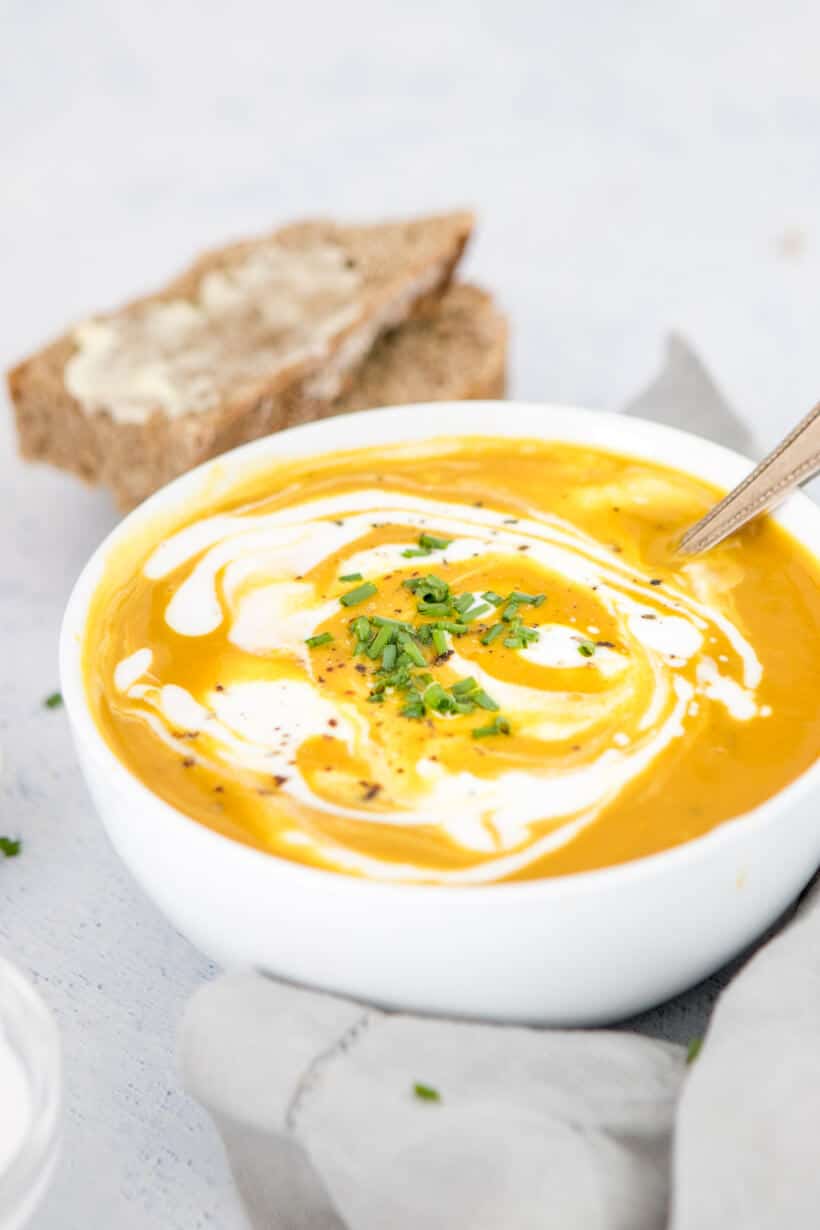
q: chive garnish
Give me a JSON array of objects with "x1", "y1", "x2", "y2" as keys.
[
  {"x1": 401, "y1": 695, "x2": 426, "y2": 719},
  {"x1": 460, "y1": 603, "x2": 491, "y2": 622},
  {"x1": 424, "y1": 682, "x2": 451, "y2": 713},
  {"x1": 481, "y1": 622, "x2": 506, "y2": 645},
  {"x1": 0, "y1": 837, "x2": 22, "y2": 858},
  {"x1": 305, "y1": 632, "x2": 334, "y2": 649},
  {"x1": 578, "y1": 641, "x2": 596, "y2": 658},
  {"x1": 413, "y1": 1082, "x2": 441, "y2": 1102},
  {"x1": 428, "y1": 620, "x2": 468, "y2": 635},
  {"x1": 451, "y1": 677, "x2": 478, "y2": 697},
  {"x1": 43, "y1": 691, "x2": 63, "y2": 709},
  {"x1": 686, "y1": 1037, "x2": 702, "y2": 1064},
  {"x1": 367, "y1": 624, "x2": 394, "y2": 659},
  {"x1": 431, "y1": 628, "x2": 449, "y2": 657},
  {"x1": 508, "y1": 591, "x2": 545, "y2": 607},
  {"x1": 417, "y1": 600, "x2": 453, "y2": 616},
  {"x1": 502, "y1": 603, "x2": 521, "y2": 622},
  {"x1": 419, "y1": 533, "x2": 452, "y2": 551},
  {"x1": 381, "y1": 642, "x2": 397, "y2": 671},
  {"x1": 339, "y1": 572, "x2": 363, "y2": 582},
  {"x1": 472, "y1": 716, "x2": 511, "y2": 739},
  {"x1": 340, "y1": 581, "x2": 378, "y2": 607},
  {"x1": 473, "y1": 689, "x2": 500, "y2": 711},
  {"x1": 481, "y1": 591, "x2": 505, "y2": 607},
  {"x1": 397, "y1": 634, "x2": 426, "y2": 667},
  {"x1": 401, "y1": 533, "x2": 453, "y2": 559}
]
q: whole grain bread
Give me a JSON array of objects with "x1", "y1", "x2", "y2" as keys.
[
  {"x1": 336, "y1": 282, "x2": 506, "y2": 413},
  {"x1": 9, "y1": 212, "x2": 474, "y2": 508}
]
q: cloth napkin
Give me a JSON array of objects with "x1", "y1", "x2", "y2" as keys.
[{"x1": 180, "y1": 337, "x2": 820, "y2": 1229}]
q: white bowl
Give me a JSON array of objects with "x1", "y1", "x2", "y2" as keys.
[{"x1": 59, "y1": 403, "x2": 820, "y2": 1025}]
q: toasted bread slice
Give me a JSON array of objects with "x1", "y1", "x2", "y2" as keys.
[{"x1": 8, "y1": 212, "x2": 473, "y2": 508}]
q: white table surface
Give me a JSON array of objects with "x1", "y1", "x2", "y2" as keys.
[{"x1": 2, "y1": 2, "x2": 819, "y2": 1225}]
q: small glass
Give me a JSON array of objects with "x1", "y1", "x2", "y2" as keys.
[{"x1": 0, "y1": 955, "x2": 61, "y2": 1230}]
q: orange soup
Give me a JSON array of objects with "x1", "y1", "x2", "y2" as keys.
[{"x1": 84, "y1": 437, "x2": 820, "y2": 884}]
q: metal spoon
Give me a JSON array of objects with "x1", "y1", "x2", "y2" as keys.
[{"x1": 678, "y1": 402, "x2": 820, "y2": 555}]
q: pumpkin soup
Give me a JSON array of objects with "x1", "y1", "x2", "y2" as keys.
[{"x1": 84, "y1": 437, "x2": 820, "y2": 884}]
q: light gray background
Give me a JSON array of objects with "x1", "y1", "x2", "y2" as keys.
[{"x1": 1, "y1": 3, "x2": 818, "y2": 1226}]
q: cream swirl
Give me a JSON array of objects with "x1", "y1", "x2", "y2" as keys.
[{"x1": 114, "y1": 489, "x2": 765, "y2": 882}]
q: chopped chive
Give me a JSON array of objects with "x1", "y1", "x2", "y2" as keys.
[
  {"x1": 431, "y1": 628, "x2": 449, "y2": 657},
  {"x1": 372, "y1": 615, "x2": 414, "y2": 633},
  {"x1": 305, "y1": 632, "x2": 334, "y2": 649},
  {"x1": 367, "y1": 624, "x2": 394, "y2": 659},
  {"x1": 686, "y1": 1037, "x2": 703, "y2": 1064},
  {"x1": 504, "y1": 635, "x2": 525, "y2": 649},
  {"x1": 578, "y1": 641, "x2": 596, "y2": 658},
  {"x1": 508, "y1": 591, "x2": 545, "y2": 607},
  {"x1": 452, "y1": 677, "x2": 478, "y2": 697},
  {"x1": 413, "y1": 1082, "x2": 441, "y2": 1102},
  {"x1": 451, "y1": 698, "x2": 476, "y2": 714},
  {"x1": 424, "y1": 682, "x2": 452, "y2": 713},
  {"x1": 419, "y1": 533, "x2": 453, "y2": 551},
  {"x1": 340, "y1": 581, "x2": 378, "y2": 607},
  {"x1": 428, "y1": 620, "x2": 468, "y2": 635},
  {"x1": 0, "y1": 836, "x2": 22, "y2": 858},
  {"x1": 401, "y1": 696, "x2": 426, "y2": 719},
  {"x1": 452, "y1": 593, "x2": 474, "y2": 614},
  {"x1": 339, "y1": 572, "x2": 363, "y2": 582},
  {"x1": 502, "y1": 603, "x2": 521, "y2": 622},
  {"x1": 481, "y1": 622, "x2": 506, "y2": 645},
  {"x1": 352, "y1": 616, "x2": 371, "y2": 640},
  {"x1": 367, "y1": 692, "x2": 386, "y2": 703},
  {"x1": 403, "y1": 574, "x2": 450, "y2": 601},
  {"x1": 417, "y1": 601, "x2": 452, "y2": 616},
  {"x1": 381, "y1": 642, "x2": 397, "y2": 671},
  {"x1": 397, "y1": 634, "x2": 426, "y2": 667},
  {"x1": 43, "y1": 691, "x2": 63, "y2": 709},
  {"x1": 481, "y1": 591, "x2": 505, "y2": 607},
  {"x1": 472, "y1": 716, "x2": 511, "y2": 739},
  {"x1": 401, "y1": 546, "x2": 432, "y2": 558},
  {"x1": 473, "y1": 689, "x2": 499, "y2": 711},
  {"x1": 460, "y1": 603, "x2": 491, "y2": 622}
]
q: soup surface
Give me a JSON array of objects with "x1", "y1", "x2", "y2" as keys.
[{"x1": 85, "y1": 436, "x2": 820, "y2": 884}]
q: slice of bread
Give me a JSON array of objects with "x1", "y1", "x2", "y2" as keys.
[
  {"x1": 8, "y1": 212, "x2": 474, "y2": 508},
  {"x1": 336, "y1": 282, "x2": 507, "y2": 413}
]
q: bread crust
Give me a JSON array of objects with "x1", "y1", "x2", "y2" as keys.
[{"x1": 6, "y1": 219, "x2": 511, "y2": 510}]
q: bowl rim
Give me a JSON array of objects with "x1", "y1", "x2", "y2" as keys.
[{"x1": 59, "y1": 399, "x2": 820, "y2": 902}]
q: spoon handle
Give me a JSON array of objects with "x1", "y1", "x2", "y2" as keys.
[{"x1": 678, "y1": 402, "x2": 820, "y2": 555}]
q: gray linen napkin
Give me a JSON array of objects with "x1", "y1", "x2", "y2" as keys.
[{"x1": 180, "y1": 337, "x2": 819, "y2": 1228}]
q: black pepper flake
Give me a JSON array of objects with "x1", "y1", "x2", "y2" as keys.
[
  {"x1": 273, "y1": 775, "x2": 289, "y2": 787},
  {"x1": 328, "y1": 718, "x2": 338, "y2": 728},
  {"x1": 215, "y1": 684, "x2": 225, "y2": 692},
  {"x1": 354, "y1": 664, "x2": 367, "y2": 674},
  {"x1": 503, "y1": 517, "x2": 519, "y2": 524},
  {"x1": 517, "y1": 544, "x2": 530, "y2": 551},
  {"x1": 182, "y1": 757, "x2": 195, "y2": 768},
  {"x1": 596, "y1": 640, "x2": 615, "y2": 649},
  {"x1": 213, "y1": 785, "x2": 224, "y2": 793},
  {"x1": 433, "y1": 650, "x2": 454, "y2": 666},
  {"x1": 649, "y1": 578, "x2": 662, "y2": 586},
  {"x1": 362, "y1": 783, "x2": 382, "y2": 801}
]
